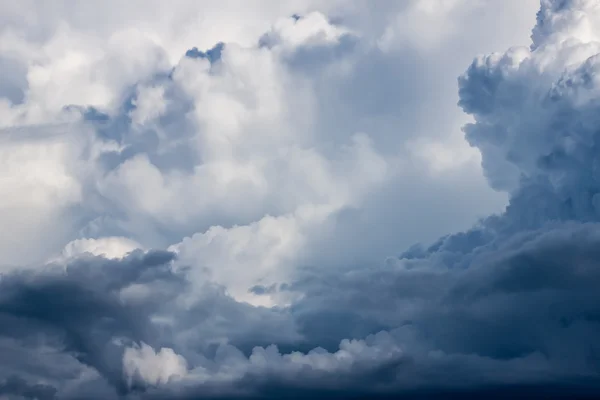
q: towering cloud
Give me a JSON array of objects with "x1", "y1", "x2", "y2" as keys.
[{"x1": 1, "y1": 0, "x2": 600, "y2": 399}]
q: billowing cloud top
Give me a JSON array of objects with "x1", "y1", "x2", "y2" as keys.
[{"x1": 1, "y1": 0, "x2": 600, "y2": 399}]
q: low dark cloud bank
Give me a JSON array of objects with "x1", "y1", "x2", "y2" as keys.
[{"x1": 3, "y1": 0, "x2": 600, "y2": 399}]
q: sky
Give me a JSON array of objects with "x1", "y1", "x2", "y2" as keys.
[{"x1": 1, "y1": 0, "x2": 600, "y2": 398}]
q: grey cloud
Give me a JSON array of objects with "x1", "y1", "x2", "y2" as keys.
[
  {"x1": 287, "y1": 223, "x2": 600, "y2": 391},
  {"x1": 0, "y1": 57, "x2": 28, "y2": 105},
  {"x1": 0, "y1": 251, "x2": 178, "y2": 395},
  {"x1": 185, "y1": 43, "x2": 225, "y2": 63},
  {"x1": 0, "y1": 376, "x2": 57, "y2": 400},
  {"x1": 0, "y1": 250, "x2": 305, "y2": 398},
  {"x1": 4, "y1": 221, "x2": 599, "y2": 398}
]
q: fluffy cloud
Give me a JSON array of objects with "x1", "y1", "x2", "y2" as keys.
[
  {"x1": 123, "y1": 343, "x2": 188, "y2": 389},
  {"x1": 4, "y1": 0, "x2": 600, "y2": 399}
]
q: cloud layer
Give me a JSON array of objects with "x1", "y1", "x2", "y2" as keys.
[{"x1": 2, "y1": 0, "x2": 600, "y2": 398}]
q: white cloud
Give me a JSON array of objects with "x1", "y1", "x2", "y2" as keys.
[
  {"x1": 59, "y1": 237, "x2": 142, "y2": 260},
  {"x1": 0, "y1": 123, "x2": 87, "y2": 268},
  {"x1": 123, "y1": 342, "x2": 188, "y2": 388},
  {"x1": 0, "y1": 0, "x2": 537, "y2": 303},
  {"x1": 264, "y1": 11, "x2": 352, "y2": 49},
  {"x1": 129, "y1": 85, "x2": 168, "y2": 127}
]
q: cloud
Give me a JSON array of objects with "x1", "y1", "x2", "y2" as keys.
[
  {"x1": 0, "y1": 0, "x2": 522, "y2": 274},
  {"x1": 3, "y1": 224, "x2": 598, "y2": 397},
  {"x1": 0, "y1": 376, "x2": 57, "y2": 400},
  {"x1": 4, "y1": 0, "x2": 600, "y2": 399},
  {"x1": 59, "y1": 237, "x2": 143, "y2": 260},
  {"x1": 123, "y1": 343, "x2": 188, "y2": 389}
]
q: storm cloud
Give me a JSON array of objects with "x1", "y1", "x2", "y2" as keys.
[{"x1": 1, "y1": 0, "x2": 600, "y2": 398}]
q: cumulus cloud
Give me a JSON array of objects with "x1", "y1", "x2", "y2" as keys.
[
  {"x1": 123, "y1": 343, "x2": 188, "y2": 389},
  {"x1": 57, "y1": 237, "x2": 143, "y2": 262},
  {"x1": 3, "y1": 0, "x2": 600, "y2": 399}
]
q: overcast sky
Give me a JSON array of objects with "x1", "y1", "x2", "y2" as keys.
[{"x1": 2, "y1": 0, "x2": 600, "y2": 399}]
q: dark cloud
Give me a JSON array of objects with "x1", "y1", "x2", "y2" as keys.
[
  {"x1": 185, "y1": 43, "x2": 225, "y2": 64},
  {"x1": 2, "y1": 223, "x2": 599, "y2": 398},
  {"x1": 0, "y1": 376, "x2": 57, "y2": 400},
  {"x1": 0, "y1": 251, "x2": 179, "y2": 396}
]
